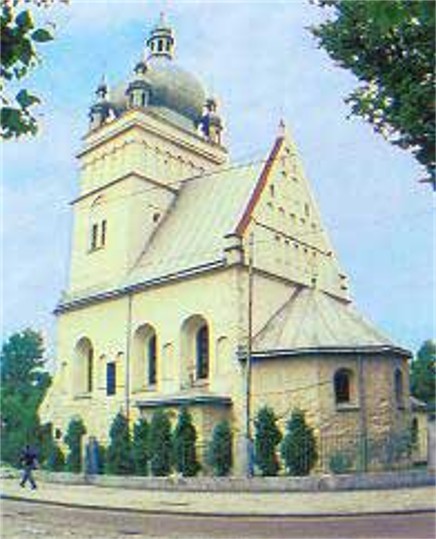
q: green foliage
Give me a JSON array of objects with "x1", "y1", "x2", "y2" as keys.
[
  {"x1": 132, "y1": 418, "x2": 150, "y2": 476},
  {"x1": 311, "y1": 1, "x2": 435, "y2": 189},
  {"x1": 46, "y1": 442, "x2": 65, "y2": 471},
  {"x1": 1, "y1": 0, "x2": 65, "y2": 139},
  {"x1": 172, "y1": 408, "x2": 200, "y2": 477},
  {"x1": 329, "y1": 451, "x2": 353, "y2": 474},
  {"x1": 254, "y1": 406, "x2": 282, "y2": 476},
  {"x1": 410, "y1": 340, "x2": 436, "y2": 406},
  {"x1": 207, "y1": 420, "x2": 233, "y2": 476},
  {"x1": 0, "y1": 329, "x2": 51, "y2": 465},
  {"x1": 149, "y1": 410, "x2": 172, "y2": 477},
  {"x1": 281, "y1": 409, "x2": 318, "y2": 476},
  {"x1": 64, "y1": 417, "x2": 86, "y2": 473},
  {"x1": 106, "y1": 412, "x2": 134, "y2": 475}
]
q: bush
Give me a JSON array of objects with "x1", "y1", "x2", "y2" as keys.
[
  {"x1": 64, "y1": 417, "x2": 86, "y2": 473},
  {"x1": 281, "y1": 409, "x2": 317, "y2": 476},
  {"x1": 254, "y1": 406, "x2": 282, "y2": 476},
  {"x1": 46, "y1": 442, "x2": 65, "y2": 472},
  {"x1": 329, "y1": 452, "x2": 353, "y2": 474},
  {"x1": 85, "y1": 437, "x2": 106, "y2": 475},
  {"x1": 172, "y1": 408, "x2": 200, "y2": 477},
  {"x1": 149, "y1": 410, "x2": 172, "y2": 476},
  {"x1": 207, "y1": 420, "x2": 233, "y2": 476},
  {"x1": 106, "y1": 412, "x2": 134, "y2": 475},
  {"x1": 132, "y1": 418, "x2": 150, "y2": 476}
]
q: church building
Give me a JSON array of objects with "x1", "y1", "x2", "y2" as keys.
[{"x1": 40, "y1": 15, "x2": 412, "y2": 474}]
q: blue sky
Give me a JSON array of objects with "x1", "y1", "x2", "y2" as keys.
[{"x1": 2, "y1": 0, "x2": 434, "y2": 356}]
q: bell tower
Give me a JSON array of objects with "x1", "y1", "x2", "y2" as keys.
[{"x1": 65, "y1": 16, "x2": 228, "y2": 301}]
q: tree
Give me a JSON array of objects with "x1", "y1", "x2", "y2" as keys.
[
  {"x1": 64, "y1": 417, "x2": 86, "y2": 473},
  {"x1": 410, "y1": 340, "x2": 436, "y2": 406},
  {"x1": 1, "y1": 0, "x2": 66, "y2": 139},
  {"x1": 132, "y1": 418, "x2": 150, "y2": 476},
  {"x1": 311, "y1": 1, "x2": 435, "y2": 189},
  {"x1": 281, "y1": 409, "x2": 318, "y2": 476},
  {"x1": 106, "y1": 412, "x2": 134, "y2": 475},
  {"x1": 254, "y1": 406, "x2": 282, "y2": 476},
  {"x1": 0, "y1": 328, "x2": 51, "y2": 464},
  {"x1": 149, "y1": 410, "x2": 172, "y2": 477},
  {"x1": 207, "y1": 420, "x2": 233, "y2": 477},
  {"x1": 172, "y1": 407, "x2": 200, "y2": 477}
]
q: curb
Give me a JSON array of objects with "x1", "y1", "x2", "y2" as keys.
[{"x1": 2, "y1": 493, "x2": 435, "y2": 519}]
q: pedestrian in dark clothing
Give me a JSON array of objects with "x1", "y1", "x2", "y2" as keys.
[{"x1": 19, "y1": 444, "x2": 38, "y2": 490}]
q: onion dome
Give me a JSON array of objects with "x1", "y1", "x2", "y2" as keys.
[
  {"x1": 89, "y1": 77, "x2": 112, "y2": 130},
  {"x1": 200, "y1": 97, "x2": 223, "y2": 144}
]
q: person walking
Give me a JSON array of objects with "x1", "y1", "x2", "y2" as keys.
[{"x1": 19, "y1": 444, "x2": 38, "y2": 490}]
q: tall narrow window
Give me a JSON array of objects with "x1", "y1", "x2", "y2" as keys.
[
  {"x1": 101, "y1": 220, "x2": 107, "y2": 246},
  {"x1": 91, "y1": 224, "x2": 98, "y2": 250},
  {"x1": 106, "y1": 362, "x2": 116, "y2": 396},
  {"x1": 334, "y1": 369, "x2": 351, "y2": 404},
  {"x1": 394, "y1": 368, "x2": 404, "y2": 407},
  {"x1": 196, "y1": 325, "x2": 209, "y2": 379},
  {"x1": 87, "y1": 348, "x2": 93, "y2": 393},
  {"x1": 148, "y1": 334, "x2": 157, "y2": 385}
]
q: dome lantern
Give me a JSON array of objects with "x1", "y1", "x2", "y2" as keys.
[{"x1": 146, "y1": 12, "x2": 175, "y2": 60}]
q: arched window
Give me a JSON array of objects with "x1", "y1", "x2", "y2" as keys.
[
  {"x1": 132, "y1": 324, "x2": 158, "y2": 390},
  {"x1": 394, "y1": 368, "x2": 404, "y2": 407},
  {"x1": 334, "y1": 368, "x2": 352, "y2": 404},
  {"x1": 196, "y1": 325, "x2": 209, "y2": 380},
  {"x1": 74, "y1": 337, "x2": 94, "y2": 395},
  {"x1": 181, "y1": 315, "x2": 210, "y2": 386},
  {"x1": 89, "y1": 196, "x2": 107, "y2": 252}
]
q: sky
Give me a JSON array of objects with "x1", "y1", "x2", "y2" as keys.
[{"x1": 2, "y1": 0, "x2": 434, "y2": 358}]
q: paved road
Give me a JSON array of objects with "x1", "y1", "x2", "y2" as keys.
[{"x1": 1, "y1": 499, "x2": 435, "y2": 539}]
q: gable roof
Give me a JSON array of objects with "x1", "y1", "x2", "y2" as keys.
[
  {"x1": 125, "y1": 160, "x2": 264, "y2": 285},
  {"x1": 252, "y1": 287, "x2": 411, "y2": 357}
]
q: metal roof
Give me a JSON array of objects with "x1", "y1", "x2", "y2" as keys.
[
  {"x1": 126, "y1": 162, "x2": 262, "y2": 285},
  {"x1": 252, "y1": 286, "x2": 408, "y2": 353}
]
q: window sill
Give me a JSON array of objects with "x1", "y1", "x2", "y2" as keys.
[
  {"x1": 73, "y1": 393, "x2": 92, "y2": 400},
  {"x1": 336, "y1": 403, "x2": 359, "y2": 412},
  {"x1": 192, "y1": 379, "x2": 209, "y2": 388},
  {"x1": 132, "y1": 385, "x2": 158, "y2": 394},
  {"x1": 88, "y1": 246, "x2": 105, "y2": 254}
]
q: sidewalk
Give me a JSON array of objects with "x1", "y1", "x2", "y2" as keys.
[{"x1": 1, "y1": 476, "x2": 434, "y2": 517}]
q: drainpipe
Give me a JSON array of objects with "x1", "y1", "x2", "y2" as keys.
[
  {"x1": 125, "y1": 293, "x2": 133, "y2": 423},
  {"x1": 245, "y1": 232, "x2": 254, "y2": 477},
  {"x1": 357, "y1": 354, "x2": 368, "y2": 472}
]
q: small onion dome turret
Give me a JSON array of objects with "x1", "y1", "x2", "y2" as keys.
[
  {"x1": 126, "y1": 59, "x2": 152, "y2": 108},
  {"x1": 89, "y1": 78, "x2": 113, "y2": 130},
  {"x1": 200, "y1": 97, "x2": 223, "y2": 145}
]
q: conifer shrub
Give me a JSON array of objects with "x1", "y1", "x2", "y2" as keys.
[
  {"x1": 281, "y1": 409, "x2": 318, "y2": 476},
  {"x1": 149, "y1": 410, "x2": 172, "y2": 476},
  {"x1": 64, "y1": 417, "x2": 86, "y2": 473},
  {"x1": 132, "y1": 418, "x2": 150, "y2": 476},
  {"x1": 172, "y1": 407, "x2": 200, "y2": 477},
  {"x1": 254, "y1": 406, "x2": 282, "y2": 476},
  {"x1": 106, "y1": 412, "x2": 134, "y2": 475},
  {"x1": 207, "y1": 420, "x2": 233, "y2": 476},
  {"x1": 46, "y1": 442, "x2": 65, "y2": 472}
]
